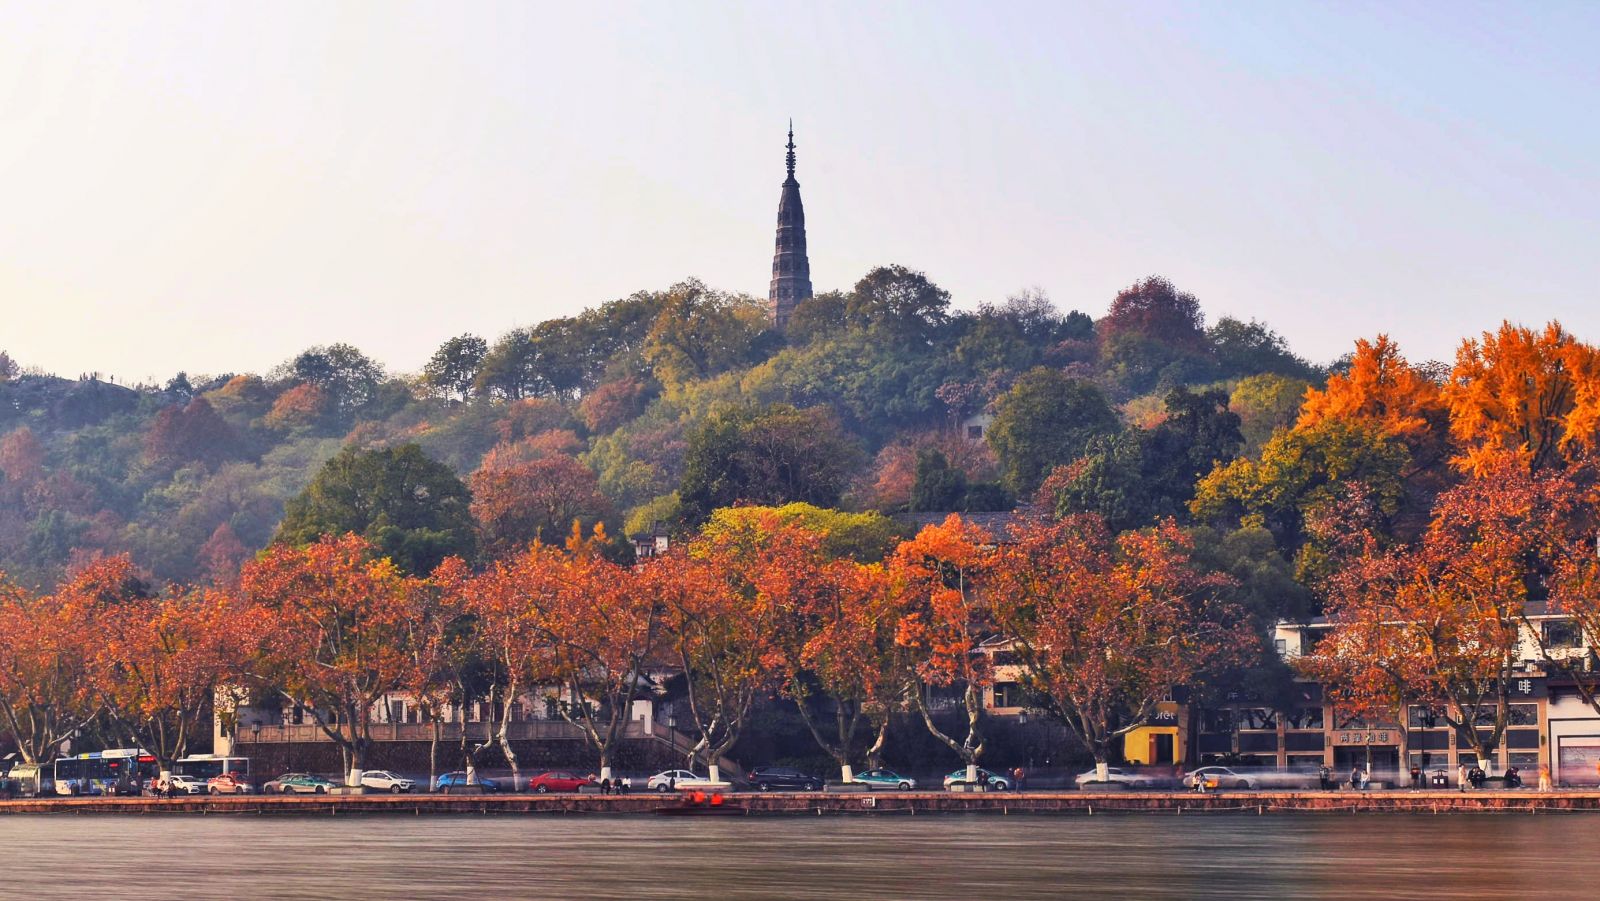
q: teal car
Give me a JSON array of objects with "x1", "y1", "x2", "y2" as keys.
[
  {"x1": 266, "y1": 773, "x2": 339, "y2": 794},
  {"x1": 851, "y1": 768, "x2": 916, "y2": 791}
]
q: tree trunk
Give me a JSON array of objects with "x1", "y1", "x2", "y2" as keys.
[{"x1": 497, "y1": 679, "x2": 521, "y2": 791}]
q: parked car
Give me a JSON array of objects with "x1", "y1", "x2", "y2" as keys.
[
  {"x1": 435, "y1": 772, "x2": 499, "y2": 793},
  {"x1": 166, "y1": 775, "x2": 207, "y2": 795},
  {"x1": 942, "y1": 767, "x2": 1012, "y2": 791},
  {"x1": 360, "y1": 770, "x2": 415, "y2": 793},
  {"x1": 1074, "y1": 766, "x2": 1160, "y2": 788},
  {"x1": 747, "y1": 767, "x2": 823, "y2": 792},
  {"x1": 267, "y1": 773, "x2": 340, "y2": 794},
  {"x1": 527, "y1": 771, "x2": 596, "y2": 794},
  {"x1": 206, "y1": 773, "x2": 253, "y2": 795},
  {"x1": 1182, "y1": 766, "x2": 1258, "y2": 790},
  {"x1": 851, "y1": 768, "x2": 916, "y2": 791},
  {"x1": 647, "y1": 770, "x2": 702, "y2": 793}
]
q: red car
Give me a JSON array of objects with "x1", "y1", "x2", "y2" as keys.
[{"x1": 526, "y1": 771, "x2": 595, "y2": 794}]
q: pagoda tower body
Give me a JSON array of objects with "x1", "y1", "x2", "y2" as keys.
[{"x1": 768, "y1": 122, "x2": 813, "y2": 328}]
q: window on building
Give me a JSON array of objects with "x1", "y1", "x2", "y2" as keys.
[
  {"x1": 992, "y1": 682, "x2": 1024, "y2": 708},
  {"x1": 1241, "y1": 708, "x2": 1278, "y2": 730},
  {"x1": 1544, "y1": 620, "x2": 1582, "y2": 649},
  {"x1": 1473, "y1": 707, "x2": 1500, "y2": 727},
  {"x1": 1201, "y1": 709, "x2": 1234, "y2": 733},
  {"x1": 1508, "y1": 752, "x2": 1540, "y2": 768},
  {"x1": 1408, "y1": 705, "x2": 1444, "y2": 729},
  {"x1": 1274, "y1": 638, "x2": 1287, "y2": 656},
  {"x1": 1286, "y1": 755, "x2": 1323, "y2": 771},
  {"x1": 1507, "y1": 704, "x2": 1538, "y2": 727},
  {"x1": 1286, "y1": 707, "x2": 1324, "y2": 730},
  {"x1": 990, "y1": 650, "x2": 1020, "y2": 667},
  {"x1": 967, "y1": 425, "x2": 984, "y2": 440}
]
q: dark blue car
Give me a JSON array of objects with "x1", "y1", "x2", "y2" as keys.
[{"x1": 435, "y1": 772, "x2": 500, "y2": 793}]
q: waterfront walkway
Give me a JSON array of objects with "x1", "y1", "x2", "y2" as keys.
[{"x1": 7, "y1": 790, "x2": 1600, "y2": 816}]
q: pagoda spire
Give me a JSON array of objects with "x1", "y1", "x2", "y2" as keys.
[{"x1": 768, "y1": 120, "x2": 812, "y2": 329}]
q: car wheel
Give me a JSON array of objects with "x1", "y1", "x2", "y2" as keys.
[
  {"x1": 898, "y1": 782, "x2": 912, "y2": 791},
  {"x1": 315, "y1": 785, "x2": 327, "y2": 794},
  {"x1": 809, "y1": 782, "x2": 821, "y2": 792},
  {"x1": 391, "y1": 785, "x2": 402, "y2": 794},
  {"x1": 535, "y1": 785, "x2": 548, "y2": 794},
  {"x1": 210, "y1": 787, "x2": 219, "y2": 795},
  {"x1": 441, "y1": 786, "x2": 451, "y2": 795},
  {"x1": 993, "y1": 781, "x2": 1008, "y2": 791},
  {"x1": 759, "y1": 782, "x2": 771, "y2": 792},
  {"x1": 656, "y1": 784, "x2": 669, "y2": 794}
]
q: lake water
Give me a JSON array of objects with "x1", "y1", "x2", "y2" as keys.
[{"x1": 0, "y1": 812, "x2": 1590, "y2": 899}]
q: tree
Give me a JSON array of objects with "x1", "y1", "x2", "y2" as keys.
[
  {"x1": 1297, "y1": 335, "x2": 1447, "y2": 469},
  {"x1": 286, "y1": 343, "x2": 384, "y2": 418},
  {"x1": 703, "y1": 503, "x2": 903, "y2": 563},
  {"x1": 1099, "y1": 276, "x2": 1206, "y2": 349},
  {"x1": 678, "y1": 404, "x2": 864, "y2": 524},
  {"x1": 1230, "y1": 374, "x2": 1312, "y2": 452},
  {"x1": 649, "y1": 520, "x2": 784, "y2": 780},
  {"x1": 752, "y1": 519, "x2": 909, "y2": 780},
  {"x1": 988, "y1": 516, "x2": 1248, "y2": 781},
  {"x1": 241, "y1": 534, "x2": 419, "y2": 780},
  {"x1": 276, "y1": 443, "x2": 476, "y2": 575},
  {"x1": 1445, "y1": 321, "x2": 1600, "y2": 475},
  {"x1": 397, "y1": 556, "x2": 474, "y2": 790},
  {"x1": 144, "y1": 397, "x2": 242, "y2": 470},
  {"x1": 1044, "y1": 387, "x2": 1243, "y2": 530},
  {"x1": 94, "y1": 583, "x2": 250, "y2": 777},
  {"x1": 422, "y1": 334, "x2": 488, "y2": 403},
  {"x1": 641, "y1": 279, "x2": 768, "y2": 388},
  {"x1": 911, "y1": 449, "x2": 968, "y2": 513},
  {"x1": 1299, "y1": 458, "x2": 1579, "y2": 774},
  {"x1": 843, "y1": 265, "x2": 951, "y2": 342},
  {"x1": 987, "y1": 367, "x2": 1119, "y2": 495},
  {"x1": 0, "y1": 351, "x2": 17, "y2": 383},
  {"x1": 537, "y1": 526, "x2": 662, "y2": 781},
  {"x1": 1208, "y1": 317, "x2": 1317, "y2": 380},
  {"x1": 865, "y1": 430, "x2": 1000, "y2": 512},
  {"x1": 470, "y1": 453, "x2": 611, "y2": 559},
  {"x1": 889, "y1": 515, "x2": 997, "y2": 775},
  {"x1": 0, "y1": 571, "x2": 102, "y2": 763}
]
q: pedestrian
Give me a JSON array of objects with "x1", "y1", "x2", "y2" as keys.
[
  {"x1": 1457, "y1": 761, "x2": 1468, "y2": 792},
  {"x1": 1539, "y1": 764, "x2": 1552, "y2": 792},
  {"x1": 1011, "y1": 767, "x2": 1025, "y2": 792},
  {"x1": 1318, "y1": 764, "x2": 1331, "y2": 791},
  {"x1": 1358, "y1": 768, "x2": 1370, "y2": 792},
  {"x1": 1409, "y1": 763, "x2": 1422, "y2": 789},
  {"x1": 1349, "y1": 765, "x2": 1361, "y2": 791}
]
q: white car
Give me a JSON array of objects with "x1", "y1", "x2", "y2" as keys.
[
  {"x1": 1074, "y1": 766, "x2": 1159, "y2": 788},
  {"x1": 647, "y1": 769, "x2": 713, "y2": 792},
  {"x1": 166, "y1": 775, "x2": 207, "y2": 795},
  {"x1": 1181, "y1": 766, "x2": 1258, "y2": 790},
  {"x1": 360, "y1": 770, "x2": 416, "y2": 793}
]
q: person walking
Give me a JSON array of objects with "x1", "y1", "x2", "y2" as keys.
[
  {"x1": 1409, "y1": 764, "x2": 1422, "y2": 789},
  {"x1": 1457, "y1": 761, "x2": 1468, "y2": 792},
  {"x1": 1011, "y1": 767, "x2": 1026, "y2": 792},
  {"x1": 1539, "y1": 763, "x2": 1553, "y2": 792},
  {"x1": 1318, "y1": 764, "x2": 1331, "y2": 791}
]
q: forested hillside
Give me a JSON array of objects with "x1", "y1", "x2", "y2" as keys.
[{"x1": 0, "y1": 264, "x2": 1414, "y2": 593}]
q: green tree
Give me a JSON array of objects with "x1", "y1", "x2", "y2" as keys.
[
  {"x1": 842, "y1": 265, "x2": 951, "y2": 342},
  {"x1": 642, "y1": 279, "x2": 769, "y2": 388},
  {"x1": 285, "y1": 344, "x2": 384, "y2": 418},
  {"x1": 275, "y1": 443, "x2": 475, "y2": 575},
  {"x1": 987, "y1": 367, "x2": 1119, "y2": 495},
  {"x1": 422, "y1": 334, "x2": 488, "y2": 403},
  {"x1": 1230, "y1": 374, "x2": 1313, "y2": 452},
  {"x1": 909, "y1": 449, "x2": 967, "y2": 512},
  {"x1": 679, "y1": 405, "x2": 864, "y2": 524}
]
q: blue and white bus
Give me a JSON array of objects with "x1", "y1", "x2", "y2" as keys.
[{"x1": 53, "y1": 749, "x2": 158, "y2": 796}]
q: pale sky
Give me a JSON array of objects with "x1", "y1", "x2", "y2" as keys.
[{"x1": 3, "y1": 1, "x2": 1597, "y2": 383}]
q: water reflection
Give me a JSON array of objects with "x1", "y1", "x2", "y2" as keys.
[{"x1": 0, "y1": 812, "x2": 1588, "y2": 899}]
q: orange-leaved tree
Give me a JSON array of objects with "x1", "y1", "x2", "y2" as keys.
[
  {"x1": 1445, "y1": 321, "x2": 1600, "y2": 475},
  {"x1": 536, "y1": 524, "x2": 663, "y2": 783},
  {"x1": 397, "y1": 555, "x2": 475, "y2": 790},
  {"x1": 95, "y1": 580, "x2": 252, "y2": 778},
  {"x1": 1300, "y1": 455, "x2": 1586, "y2": 772},
  {"x1": 651, "y1": 515, "x2": 784, "y2": 782},
  {"x1": 240, "y1": 533, "x2": 418, "y2": 782},
  {"x1": 0, "y1": 570, "x2": 103, "y2": 763},
  {"x1": 989, "y1": 515, "x2": 1248, "y2": 782},
  {"x1": 889, "y1": 514, "x2": 997, "y2": 776}
]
